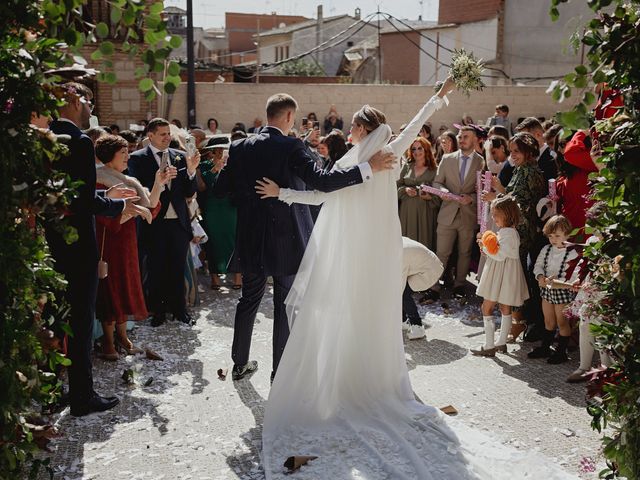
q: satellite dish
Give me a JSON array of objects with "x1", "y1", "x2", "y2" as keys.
[{"x1": 278, "y1": 22, "x2": 286, "y2": 28}]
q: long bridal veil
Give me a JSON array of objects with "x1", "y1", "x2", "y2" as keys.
[{"x1": 262, "y1": 114, "x2": 578, "y2": 479}]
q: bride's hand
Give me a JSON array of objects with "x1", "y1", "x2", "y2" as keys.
[
  {"x1": 437, "y1": 76, "x2": 456, "y2": 98},
  {"x1": 255, "y1": 177, "x2": 280, "y2": 199}
]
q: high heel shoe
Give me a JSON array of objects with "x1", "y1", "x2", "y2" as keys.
[{"x1": 508, "y1": 322, "x2": 526, "y2": 343}]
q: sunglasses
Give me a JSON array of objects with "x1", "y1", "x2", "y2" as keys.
[
  {"x1": 411, "y1": 147, "x2": 424, "y2": 151},
  {"x1": 80, "y1": 97, "x2": 94, "y2": 112}
]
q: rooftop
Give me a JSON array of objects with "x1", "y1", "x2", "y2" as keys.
[{"x1": 256, "y1": 14, "x2": 351, "y2": 37}]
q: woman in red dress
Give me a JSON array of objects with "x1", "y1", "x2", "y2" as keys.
[{"x1": 94, "y1": 135, "x2": 172, "y2": 360}]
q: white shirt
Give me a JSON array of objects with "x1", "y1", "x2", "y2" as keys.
[
  {"x1": 148, "y1": 144, "x2": 192, "y2": 219},
  {"x1": 458, "y1": 151, "x2": 474, "y2": 181},
  {"x1": 534, "y1": 244, "x2": 580, "y2": 283}
]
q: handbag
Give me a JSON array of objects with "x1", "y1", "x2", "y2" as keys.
[{"x1": 98, "y1": 226, "x2": 108, "y2": 279}]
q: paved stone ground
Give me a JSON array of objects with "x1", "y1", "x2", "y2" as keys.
[{"x1": 42, "y1": 274, "x2": 604, "y2": 480}]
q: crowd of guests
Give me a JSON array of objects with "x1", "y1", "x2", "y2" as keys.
[{"x1": 39, "y1": 81, "x2": 613, "y2": 416}]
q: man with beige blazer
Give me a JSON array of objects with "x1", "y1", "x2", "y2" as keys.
[{"x1": 423, "y1": 126, "x2": 484, "y2": 301}]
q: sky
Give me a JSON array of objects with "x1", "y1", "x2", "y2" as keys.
[{"x1": 162, "y1": 0, "x2": 439, "y2": 29}]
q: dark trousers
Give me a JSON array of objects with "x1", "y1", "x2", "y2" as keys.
[
  {"x1": 522, "y1": 233, "x2": 547, "y2": 329},
  {"x1": 65, "y1": 267, "x2": 99, "y2": 409},
  {"x1": 147, "y1": 219, "x2": 190, "y2": 316},
  {"x1": 231, "y1": 273, "x2": 295, "y2": 373},
  {"x1": 402, "y1": 283, "x2": 422, "y2": 326}
]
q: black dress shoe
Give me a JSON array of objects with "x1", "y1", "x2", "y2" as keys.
[
  {"x1": 70, "y1": 393, "x2": 120, "y2": 417},
  {"x1": 523, "y1": 324, "x2": 541, "y2": 342},
  {"x1": 173, "y1": 312, "x2": 195, "y2": 326},
  {"x1": 232, "y1": 360, "x2": 258, "y2": 380},
  {"x1": 452, "y1": 286, "x2": 466, "y2": 298},
  {"x1": 150, "y1": 313, "x2": 166, "y2": 327},
  {"x1": 419, "y1": 289, "x2": 440, "y2": 304}
]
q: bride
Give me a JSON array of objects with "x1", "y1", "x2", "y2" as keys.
[{"x1": 256, "y1": 78, "x2": 577, "y2": 479}]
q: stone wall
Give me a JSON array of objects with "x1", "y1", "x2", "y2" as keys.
[{"x1": 165, "y1": 83, "x2": 578, "y2": 133}]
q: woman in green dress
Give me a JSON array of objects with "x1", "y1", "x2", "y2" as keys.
[
  {"x1": 397, "y1": 136, "x2": 441, "y2": 250},
  {"x1": 200, "y1": 137, "x2": 242, "y2": 289}
]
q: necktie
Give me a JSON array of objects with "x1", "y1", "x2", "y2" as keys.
[{"x1": 459, "y1": 155, "x2": 469, "y2": 185}]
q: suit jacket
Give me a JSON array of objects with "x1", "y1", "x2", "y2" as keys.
[
  {"x1": 538, "y1": 146, "x2": 557, "y2": 183},
  {"x1": 127, "y1": 146, "x2": 197, "y2": 239},
  {"x1": 214, "y1": 126, "x2": 365, "y2": 276},
  {"x1": 433, "y1": 150, "x2": 484, "y2": 227},
  {"x1": 45, "y1": 119, "x2": 124, "y2": 275}
]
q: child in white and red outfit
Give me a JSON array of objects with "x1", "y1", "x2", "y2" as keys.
[{"x1": 528, "y1": 215, "x2": 581, "y2": 364}]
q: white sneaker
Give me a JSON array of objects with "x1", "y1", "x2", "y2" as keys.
[
  {"x1": 407, "y1": 325, "x2": 426, "y2": 340},
  {"x1": 402, "y1": 320, "x2": 411, "y2": 331}
]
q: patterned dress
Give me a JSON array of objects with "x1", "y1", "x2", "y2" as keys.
[{"x1": 505, "y1": 162, "x2": 547, "y2": 257}]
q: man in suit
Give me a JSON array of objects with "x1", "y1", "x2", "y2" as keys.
[
  {"x1": 423, "y1": 126, "x2": 484, "y2": 301},
  {"x1": 45, "y1": 82, "x2": 139, "y2": 416},
  {"x1": 515, "y1": 117, "x2": 557, "y2": 182},
  {"x1": 215, "y1": 93, "x2": 395, "y2": 381},
  {"x1": 128, "y1": 118, "x2": 201, "y2": 327}
]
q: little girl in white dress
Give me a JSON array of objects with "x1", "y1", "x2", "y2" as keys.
[{"x1": 472, "y1": 196, "x2": 530, "y2": 357}]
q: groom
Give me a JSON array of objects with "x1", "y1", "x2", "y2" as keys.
[{"x1": 214, "y1": 93, "x2": 396, "y2": 381}]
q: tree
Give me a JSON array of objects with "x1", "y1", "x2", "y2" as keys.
[
  {"x1": 550, "y1": 1, "x2": 640, "y2": 478},
  {"x1": 0, "y1": 1, "x2": 180, "y2": 477},
  {"x1": 277, "y1": 59, "x2": 325, "y2": 76}
]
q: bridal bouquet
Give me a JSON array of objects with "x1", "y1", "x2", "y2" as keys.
[{"x1": 449, "y1": 49, "x2": 485, "y2": 96}]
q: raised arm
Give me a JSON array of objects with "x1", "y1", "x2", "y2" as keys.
[{"x1": 387, "y1": 76, "x2": 454, "y2": 158}]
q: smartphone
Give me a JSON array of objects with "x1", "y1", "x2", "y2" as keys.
[
  {"x1": 313, "y1": 120, "x2": 320, "y2": 130},
  {"x1": 185, "y1": 135, "x2": 197, "y2": 157},
  {"x1": 301, "y1": 117, "x2": 308, "y2": 127},
  {"x1": 160, "y1": 150, "x2": 171, "y2": 172}
]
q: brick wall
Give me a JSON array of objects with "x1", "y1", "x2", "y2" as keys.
[
  {"x1": 165, "y1": 83, "x2": 578, "y2": 133},
  {"x1": 381, "y1": 31, "x2": 421, "y2": 84},
  {"x1": 81, "y1": 47, "x2": 159, "y2": 129},
  {"x1": 438, "y1": 0, "x2": 502, "y2": 24},
  {"x1": 226, "y1": 12, "x2": 308, "y2": 52}
]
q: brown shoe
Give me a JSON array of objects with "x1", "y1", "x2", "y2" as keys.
[
  {"x1": 508, "y1": 323, "x2": 526, "y2": 343},
  {"x1": 566, "y1": 368, "x2": 588, "y2": 383},
  {"x1": 494, "y1": 344, "x2": 508, "y2": 353},
  {"x1": 470, "y1": 346, "x2": 497, "y2": 357}
]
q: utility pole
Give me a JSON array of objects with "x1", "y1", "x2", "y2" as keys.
[
  {"x1": 186, "y1": 0, "x2": 196, "y2": 126},
  {"x1": 256, "y1": 19, "x2": 260, "y2": 84},
  {"x1": 377, "y1": 7, "x2": 382, "y2": 83}
]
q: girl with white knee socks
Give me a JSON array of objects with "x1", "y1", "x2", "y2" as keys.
[{"x1": 472, "y1": 197, "x2": 530, "y2": 357}]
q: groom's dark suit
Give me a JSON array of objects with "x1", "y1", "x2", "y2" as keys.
[{"x1": 215, "y1": 126, "x2": 370, "y2": 373}]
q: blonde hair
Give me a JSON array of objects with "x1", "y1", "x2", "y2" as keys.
[{"x1": 491, "y1": 196, "x2": 521, "y2": 228}]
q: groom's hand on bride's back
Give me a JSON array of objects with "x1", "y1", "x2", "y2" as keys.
[{"x1": 368, "y1": 151, "x2": 397, "y2": 172}]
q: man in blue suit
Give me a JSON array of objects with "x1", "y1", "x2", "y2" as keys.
[
  {"x1": 46, "y1": 82, "x2": 139, "y2": 416},
  {"x1": 215, "y1": 93, "x2": 396, "y2": 381},
  {"x1": 128, "y1": 118, "x2": 201, "y2": 327}
]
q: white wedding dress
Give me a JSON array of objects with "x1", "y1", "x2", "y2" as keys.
[{"x1": 262, "y1": 96, "x2": 577, "y2": 480}]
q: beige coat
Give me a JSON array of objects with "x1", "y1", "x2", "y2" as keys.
[
  {"x1": 402, "y1": 237, "x2": 443, "y2": 292},
  {"x1": 433, "y1": 151, "x2": 484, "y2": 227}
]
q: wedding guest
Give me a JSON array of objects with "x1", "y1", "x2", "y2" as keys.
[
  {"x1": 231, "y1": 130, "x2": 248, "y2": 142},
  {"x1": 422, "y1": 126, "x2": 484, "y2": 301},
  {"x1": 482, "y1": 133, "x2": 547, "y2": 342},
  {"x1": 529, "y1": 215, "x2": 580, "y2": 363},
  {"x1": 248, "y1": 117, "x2": 263, "y2": 134},
  {"x1": 515, "y1": 117, "x2": 557, "y2": 182},
  {"x1": 461, "y1": 114, "x2": 474, "y2": 126},
  {"x1": 435, "y1": 130, "x2": 457, "y2": 164},
  {"x1": 189, "y1": 128, "x2": 207, "y2": 149},
  {"x1": 485, "y1": 135, "x2": 509, "y2": 175},
  {"x1": 316, "y1": 137, "x2": 329, "y2": 162},
  {"x1": 207, "y1": 117, "x2": 221, "y2": 135},
  {"x1": 85, "y1": 126, "x2": 108, "y2": 145},
  {"x1": 323, "y1": 105, "x2": 344, "y2": 134},
  {"x1": 419, "y1": 123, "x2": 435, "y2": 146},
  {"x1": 45, "y1": 82, "x2": 135, "y2": 416},
  {"x1": 171, "y1": 118, "x2": 183, "y2": 129},
  {"x1": 199, "y1": 137, "x2": 241, "y2": 290},
  {"x1": 486, "y1": 104, "x2": 512, "y2": 136},
  {"x1": 322, "y1": 130, "x2": 348, "y2": 172},
  {"x1": 95, "y1": 135, "x2": 169, "y2": 359},
  {"x1": 108, "y1": 124, "x2": 120, "y2": 135},
  {"x1": 127, "y1": 118, "x2": 201, "y2": 327},
  {"x1": 488, "y1": 125, "x2": 510, "y2": 140},
  {"x1": 307, "y1": 112, "x2": 318, "y2": 123},
  {"x1": 401, "y1": 237, "x2": 443, "y2": 340},
  {"x1": 397, "y1": 137, "x2": 440, "y2": 250},
  {"x1": 472, "y1": 197, "x2": 529, "y2": 356},
  {"x1": 232, "y1": 122, "x2": 247, "y2": 133},
  {"x1": 557, "y1": 130, "x2": 598, "y2": 240},
  {"x1": 118, "y1": 129, "x2": 140, "y2": 153}
]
